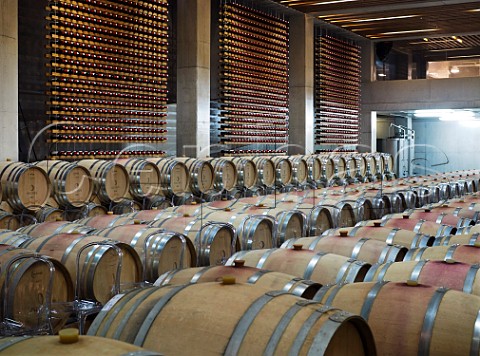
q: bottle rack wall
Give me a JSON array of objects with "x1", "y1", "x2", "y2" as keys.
[
  {"x1": 314, "y1": 35, "x2": 361, "y2": 153},
  {"x1": 45, "y1": 0, "x2": 169, "y2": 159},
  {"x1": 217, "y1": 2, "x2": 290, "y2": 156}
]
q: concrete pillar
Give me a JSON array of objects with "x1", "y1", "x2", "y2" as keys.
[
  {"x1": 176, "y1": 0, "x2": 210, "y2": 158},
  {"x1": 359, "y1": 40, "x2": 375, "y2": 152},
  {"x1": 0, "y1": 0, "x2": 19, "y2": 161},
  {"x1": 288, "y1": 14, "x2": 314, "y2": 155}
]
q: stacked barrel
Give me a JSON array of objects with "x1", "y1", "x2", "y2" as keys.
[{"x1": 4, "y1": 153, "x2": 480, "y2": 354}]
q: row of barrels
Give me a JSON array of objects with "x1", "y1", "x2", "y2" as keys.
[
  {"x1": 0, "y1": 152, "x2": 393, "y2": 214},
  {"x1": 4, "y1": 186, "x2": 480, "y2": 352},
  {"x1": 4, "y1": 214, "x2": 480, "y2": 354}
]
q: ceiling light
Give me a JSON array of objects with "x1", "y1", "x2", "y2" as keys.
[
  {"x1": 414, "y1": 109, "x2": 454, "y2": 118},
  {"x1": 457, "y1": 38, "x2": 463, "y2": 43},
  {"x1": 439, "y1": 111, "x2": 474, "y2": 121},
  {"x1": 376, "y1": 29, "x2": 440, "y2": 36},
  {"x1": 423, "y1": 38, "x2": 429, "y2": 42},
  {"x1": 452, "y1": 36, "x2": 457, "y2": 40},
  {"x1": 280, "y1": 0, "x2": 358, "y2": 5},
  {"x1": 349, "y1": 15, "x2": 418, "y2": 23},
  {"x1": 378, "y1": 73, "x2": 387, "y2": 77},
  {"x1": 450, "y1": 66, "x2": 460, "y2": 74}
]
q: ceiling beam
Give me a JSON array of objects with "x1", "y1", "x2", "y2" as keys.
[
  {"x1": 369, "y1": 30, "x2": 480, "y2": 42},
  {"x1": 310, "y1": 0, "x2": 480, "y2": 17}
]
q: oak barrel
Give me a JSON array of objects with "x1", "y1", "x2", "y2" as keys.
[
  {"x1": 314, "y1": 281, "x2": 480, "y2": 356},
  {"x1": 77, "y1": 159, "x2": 129, "y2": 204},
  {"x1": 149, "y1": 215, "x2": 236, "y2": 266},
  {"x1": 94, "y1": 224, "x2": 197, "y2": 281},
  {"x1": 0, "y1": 244, "x2": 74, "y2": 329},
  {"x1": 173, "y1": 157, "x2": 214, "y2": 195},
  {"x1": 0, "y1": 161, "x2": 51, "y2": 212},
  {"x1": 154, "y1": 260, "x2": 321, "y2": 299},
  {"x1": 34, "y1": 160, "x2": 93, "y2": 208},
  {"x1": 227, "y1": 246, "x2": 371, "y2": 285},
  {"x1": 17, "y1": 221, "x2": 96, "y2": 237},
  {"x1": 281, "y1": 232, "x2": 407, "y2": 265},
  {"x1": 87, "y1": 282, "x2": 376, "y2": 355},
  {"x1": 147, "y1": 157, "x2": 190, "y2": 197},
  {"x1": 20, "y1": 234, "x2": 143, "y2": 304},
  {"x1": 115, "y1": 158, "x2": 161, "y2": 199},
  {"x1": 364, "y1": 259, "x2": 480, "y2": 296}
]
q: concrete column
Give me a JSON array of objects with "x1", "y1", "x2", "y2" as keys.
[
  {"x1": 288, "y1": 14, "x2": 314, "y2": 155},
  {"x1": 176, "y1": 0, "x2": 210, "y2": 158},
  {"x1": 359, "y1": 40, "x2": 375, "y2": 152},
  {"x1": 0, "y1": 0, "x2": 19, "y2": 161}
]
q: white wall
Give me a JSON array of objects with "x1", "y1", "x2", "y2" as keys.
[{"x1": 412, "y1": 119, "x2": 480, "y2": 174}]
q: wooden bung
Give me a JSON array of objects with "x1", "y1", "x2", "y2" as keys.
[
  {"x1": 292, "y1": 243, "x2": 303, "y2": 251},
  {"x1": 233, "y1": 259, "x2": 245, "y2": 268},
  {"x1": 222, "y1": 275, "x2": 236, "y2": 285},
  {"x1": 339, "y1": 230, "x2": 349, "y2": 237}
]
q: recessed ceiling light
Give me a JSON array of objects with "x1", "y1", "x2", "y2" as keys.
[
  {"x1": 376, "y1": 29, "x2": 440, "y2": 36},
  {"x1": 378, "y1": 73, "x2": 387, "y2": 77},
  {"x1": 450, "y1": 66, "x2": 460, "y2": 74},
  {"x1": 280, "y1": 0, "x2": 358, "y2": 5},
  {"x1": 332, "y1": 15, "x2": 418, "y2": 23}
]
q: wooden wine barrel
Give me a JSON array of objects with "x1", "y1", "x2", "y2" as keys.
[
  {"x1": 302, "y1": 197, "x2": 356, "y2": 228},
  {"x1": 0, "y1": 332, "x2": 161, "y2": 355},
  {"x1": 351, "y1": 154, "x2": 368, "y2": 178},
  {"x1": 149, "y1": 215, "x2": 236, "y2": 266},
  {"x1": 200, "y1": 208, "x2": 275, "y2": 250},
  {"x1": 20, "y1": 233, "x2": 143, "y2": 304},
  {"x1": 331, "y1": 155, "x2": 348, "y2": 179},
  {"x1": 0, "y1": 161, "x2": 51, "y2": 212},
  {"x1": 281, "y1": 232, "x2": 407, "y2": 265},
  {"x1": 75, "y1": 212, "x2": 136, "y2": 230},
  {"x1": 124, "y1": 209, "x2": 181, "y2": 223},
  {"x1": 404, "y1": 244, "x2": 480, "y2": 265},
  {"x1": 238, "y1": 204, "x2": 306, "y2": 246},
  {"x1": 287, "y1": 156, "x2": 308, "y2": 185},
  {"x1": 223, "y1": 157, "x2": 258, "y2": 190},
  {"x1": 375, "y1": 215, "x2": 457, "y2": 237},
  {"x1": 435, "y1": 232, "x2": 480, "y2": 246},
  {"x1": 115, "y1": 158, "x2": 161, "y2": 199},
  {"x1": 0, "y1": 244, "x2": 74, "y2": 329},
  {"x1": 147, "y1": 157, "x2": 189, "y2": 197},
  {"x1": 208, "y1": 158, "x2": 238, "y2": 192},
  {"x1": 227, "y1": 246, "x2": 371, "y2": 285},
  {"x1": 0, "y1": 210, "x2": 20, "y2": 230},
  {"x1": 248, "y1": 156, "x2": 276, "y2": 187},
  {"x1": 270, "y1": 156, "x2": 293, "y2": 186},
  {"x1": 324, "y1": 223, "x2": 435, "y2": 248},
  {"x1": 364, "y1": 259, "x2": 480, "y2": 295},
  {"x1": 317, "y1": 155, "x2": 335, "y2": 181},
  {"x1": 64, "y1": 203, "x2": 108, "y2": 221},
  {"x1": 94, "y1": 224, "x2": 197, "y2": 282},
  {"x1": 429, "y1": 204, "x2": 480, "y2": 223},
  {"x1": 386, "y1": 209, "x2": 474, "y2": 228},
  {"x1": 110, "y1": 199, "x2": 143, "y2": 215},
  {"x1": 173, "y1": 157, "x2": 214, "y2": 195},
  {"x1": 314, "y1": 281, "x2": 480, "y2": 356},
  {"x1": 87, "y1": 282, "x2": 376, "y2": 355},
  {"x1": 269, "y1": 200, "x2": 334, "y2": 236},
  {"x1": 302, "y1": 155, "x2": 323, "y2": 184},
  {"x1": 34, "y1": 160, "x2": 93, "y2": 208},
  {"x1": 17, "y1": 221, "x2": 96, "y2": 237},
  {"x1": 154, "y1": 260, "x2": 321, "y2": 299},
  {"x1": 77, "y1": 159, "x2": 129, "y2": 204},
  {"x1": 0, "y1": 230, "x2": 32, "y2": 247},
  {"x1": 143, "y1": 196, "x2": 173, "y2": 210},
  {"x1": 35, "y1": 206, "x2": 64, "y2": 223}
]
